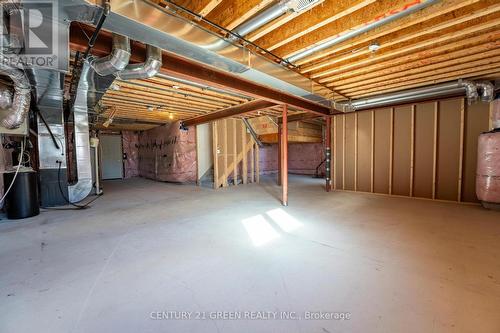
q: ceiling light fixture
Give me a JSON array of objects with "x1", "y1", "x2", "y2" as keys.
[
  {"x1": 368, "y1": 42, "x2": 380, "y2": 53},
  {"x1": 169, "y1": 112, "x2": 174, "y2": 120}
]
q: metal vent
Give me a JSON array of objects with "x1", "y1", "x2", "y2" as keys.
[{"x1": 287, "y1": 0, "x2": 321, "y2": 12}]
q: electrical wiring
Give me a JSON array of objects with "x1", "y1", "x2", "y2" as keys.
[{"x1": 0, "y1": 138, "x2": 25, "y2": 204}]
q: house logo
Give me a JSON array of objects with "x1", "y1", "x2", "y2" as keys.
[{"x1": 0, "y1": 1, "x2": 58, "y2": 68}]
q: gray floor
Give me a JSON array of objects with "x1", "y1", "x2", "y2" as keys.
[{"x1": 1, "y1": 175, "x2": 499, "y2": 333}]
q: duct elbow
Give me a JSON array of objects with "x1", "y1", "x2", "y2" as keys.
[
  {"x1": 476, "y1": 81, "x2": 494, "y2": 103},
  {"x1": 90, "y1": 33, "x2": 131, "y2": 76},
  {"x1": 461, "y1": 80, "x2": 479, "y2": 104},
  {"x1": 117, "y1": 45, "x2": 162, "y2": 80}
]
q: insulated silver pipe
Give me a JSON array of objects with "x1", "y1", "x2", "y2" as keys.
[
  {"x1": 90, "y1": 33, "x2": 131, "y2": 76},
  {"x1": 232, "y1": 1, "x2": 290, "y2": 39},
  {"x1": 201, "y1": 0, "x2": 292, "y2": 51},
  {"x1": 287, "y1": 0, "x2": 439, "y2": 63},
  {"x1": 338, "y1": 80, "x2": 478, "y2": 111},
  {"x1": 117, "y1": 44, "x2": 162, "y2": 80}
]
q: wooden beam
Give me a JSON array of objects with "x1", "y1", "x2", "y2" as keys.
[
  {"x1": 389, "y1": 108, "x2": 394, "y2": 195},
  {"x1": 432, "y1": 102, "x2": 438, "y2": 199},
  {"x1": 325, "y1": 116, "x2": 332, "y2": 192},
  {"x1": 277, "y1": 123, "x2": 282, "y2": 186},
  {"x1": 241, "y1": 121, "x2": 248, "y2": 184},
  {"x1": 213, "y1": 121, "x2": 219, "y2": 189},
  {"x1": 233, "y1": 118, "x2": 238, "y2": 185},
  {"x1": 69, "y1": 24, "x2": 333, "y2": 116},
  {"x1": 223, "y1": 119, "x2": 228, "y2": 187},
  {"x1": 183, "y1": 100, "x2": 277, "y2": 126},
  {"x1": 179, "y1": 0, "x2": 222, "y2": 17},
  {"x1": 410, "y1": 105, "x2": 415, "y2": 197},
  {"x1": 281, "y1": 104, "x2": 288, "y2": 206},
  {"x1": 458, "y1": 99, "x2": 465, "y2": 202},
  {"x1": 255, "y1": 0, "x2": 375, "y2": 51}
]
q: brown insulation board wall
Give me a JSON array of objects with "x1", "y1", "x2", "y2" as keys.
[
  {"x1": 436, "y1": 99, "x2": 462, "y2": 201},
  {"x1": 413, "y1": 102, "x2": 435, "y2": 199},
  {"x1": 331, "y1": 97, "x2": 491, "y2": 203},
  {"x1": 357, "y1": 111, "x2": 372, "y2": 192},
  {"x1": 344, "y1": 113, "x2": 356, "y2": 190},
  {"x1": 463, "y1": 102, "x2": 490, "y2": 202},
  {"x1": 373, "y1": 108, "x2": 391, "y2": 194},
  {"x1": 334, "y1": 115, "x2": 344, "y2": 189},
  {"x1": 392, "y1": 105, "x2": 412, "y2": 196}
]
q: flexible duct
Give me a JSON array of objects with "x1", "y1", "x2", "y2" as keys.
[
  {"x1": 117, "y1": 44, "x2": 162, "y2": 80},
  {"x1": 462, "y1": 79, "x2": 478, "y2": 104},
  {"x1": 476, "y1": 81, "x2": 495, "y2": 103},
  {"x1": 0, "y1": 56, "x2": 31, "y2": 129},
  {"x1": 0, "y1": 83, "x2": 13, "y2": 109},
  {"x1": 90, "y1": 33, "x2": 131, "y2": 76},
  {"x1": 287, "y1": 0, "x2": 439, "y2": 63}
]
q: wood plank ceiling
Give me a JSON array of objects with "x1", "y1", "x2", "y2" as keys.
[
  {"x1": 167, "y1": 0, "x2": 500, "y2": 99},
  {"x1": 91, "y1": 0, "x2": 500, "y2": 130}
]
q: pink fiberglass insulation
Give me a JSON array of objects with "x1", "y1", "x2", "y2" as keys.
[
  {"x1": 122, "y1": 131, "x2": 139, "y2": 178},
  {"x1": 258, "y1": 143, "x2": 325, "y2": 175},
  {"x1": 492, "y1": 99, "x2": 500, "y2": 129},
  {"x1": 138, "y1": 122, "x2": 196, "y2": 183},
  {"x1": 289, "y1": 143, "x2": 325, "y2": 175},
  {"x1": 476, "y1": 131, "x2": 500, "y2": 204}
]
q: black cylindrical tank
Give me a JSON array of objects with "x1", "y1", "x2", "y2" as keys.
[{"x1": 3, "y1": 170, "x2": 39, "y2": 219}]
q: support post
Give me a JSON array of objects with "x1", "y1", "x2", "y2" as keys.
[
  {"x1": 325, "y1": 116, "x2": 332, "y2": 192},
  {"x1": 277, "y1": 123, "x2": 282, "y2": 186},
  {"x1": 281, "y1": 104, "x2": 288, "y2": 206}
]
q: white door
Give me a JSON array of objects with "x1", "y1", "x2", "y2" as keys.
[{"x1": 100, "y1": 135, "x2": 123, "y2": 180}]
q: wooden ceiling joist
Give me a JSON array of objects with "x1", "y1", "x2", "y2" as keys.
[
  {"x1": 303, "y1": 1, "x2": 500, "y2": 73},
  {"x1": 254, "y1": 0, "x2": 375, "y2": 51},
  {"x1": 297, "y1": 0, "x2": 484, "y2": 67},
  {"x1": 183, "y1": 100, "x2": 277, "y2": 126}
]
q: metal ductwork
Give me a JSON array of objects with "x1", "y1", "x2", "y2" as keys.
[
  {"x1": 117, "y1": 44, "x2": 162, "y2": 80},
  {"x1": 0, "y1": 56, "x2": 31, "y2": 129},
  {"x1": 98, "y1": 0, "x2": 332, "y2": 106},
  {"x1": 286, "y1": 0, "x2": 439, "y2": 63},
  {"x1": 90, "y1": 33, "x2": 131, "y2": 76},
  {"x1": 30, "y1": 68, "x2": 68, "y2": 207},
  {"x1": 476, "y1": 81, "x2": 495, "y2": 103},
  {"x1": 68, "y1": 61, "x2": 94, "y2": 203},
  {"x1": 337, "y1": 80, "x2": 484, "y2": 111},
  {"x1": 204, "y1": 0, "x2": 321, "y2": 51}
]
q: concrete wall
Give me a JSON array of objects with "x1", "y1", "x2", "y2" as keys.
[
  {"x1": 332, "y1": 97, "x2": 491, "y2": 203},
  {"x1": 196, "y1": 123, "x2": 213, "y2": 180}
]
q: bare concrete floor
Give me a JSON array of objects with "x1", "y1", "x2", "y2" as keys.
[{"x1": 0, "y1": 175, "x2": 499, "y2": 333}]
